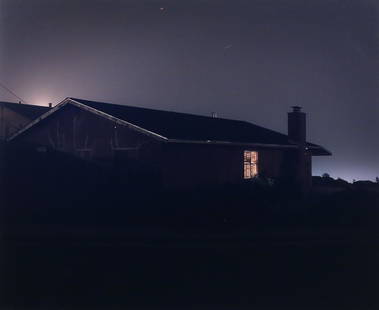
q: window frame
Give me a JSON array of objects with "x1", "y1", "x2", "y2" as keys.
[{"x1": 243, "y1": 150, "x2": 258, "y2": 179}]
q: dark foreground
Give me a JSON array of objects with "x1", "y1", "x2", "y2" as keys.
[
  {"x1": 1, "y1": 232, "x2": 378, "y2": 310},
  {"x1": 0, "y1": 145, "x2": 378, "y2": 309}
]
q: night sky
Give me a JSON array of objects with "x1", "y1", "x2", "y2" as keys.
[{"x1": 1, "y1": 0, "x2": 378, "y2": 181}]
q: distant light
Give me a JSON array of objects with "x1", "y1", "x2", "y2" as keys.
[{"x1": 160, "y1": 7, "x2": 165, "y2": 11}]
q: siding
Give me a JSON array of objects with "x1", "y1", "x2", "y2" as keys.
[{"x1": 14, "y1": 104, "x2": 154, "y2": 163}]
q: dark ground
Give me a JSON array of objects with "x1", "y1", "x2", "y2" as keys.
[
  {"x1": 1, "y1": 237, "x2": 377, "y2": 309},
  {"x1": 0, "y1": 144, "x2": 378, "y2": 309}
]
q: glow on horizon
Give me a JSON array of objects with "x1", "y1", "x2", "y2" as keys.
[
  {"x1": 28, "y1": 94, "x2": 56, "y2": 107},
  {"x1": 312, "y1": 168, "x2": 379, "y2": 183}
]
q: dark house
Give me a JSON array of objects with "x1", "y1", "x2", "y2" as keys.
[
  {"x1": 0, "y1": 101, "x2": 51, "y2": 140},
  {"x1": 8, "y1": 97, "x2": 331, "y2": 190}
]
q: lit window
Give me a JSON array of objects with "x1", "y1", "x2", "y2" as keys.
[{"x1": 244, "y1": 151, "x2": 258, "y2": 179}]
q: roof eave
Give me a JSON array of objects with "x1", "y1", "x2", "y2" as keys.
[
  {"x1": 307, "y1": 146, "x2": 332, "y2": 156},
  {"x1": 167, "y1": 139, "x2": 298, "y2": 149},
  {"x1": 167, "y1": 139, "x2": 332, "y2": 155}
]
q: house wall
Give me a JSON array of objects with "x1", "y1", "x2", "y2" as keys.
[
  {"x1": 13, "y1": 104, "x2": 312, "y2": 189},
  {"x1": 298, "y1": 149, "x2": 313, "y2": 191},
  {"x1": 273, "y1": 147, "x2": 313, "y2": 191},
  {"x1": 158, "y1": 144, "x2": 296, "y2": 189},
  {"x1": 0, "y1": 105, "x2": 32, "y2": 140},
  {"x1": 13, "y1": 104, "x2": 155, "y2": 165},
  {"x1": 259, "y1": 148, "x2": 288, "y2": 179},
  {"x1": 159, "y1": 144, "x2": 241, "y2": 188}
]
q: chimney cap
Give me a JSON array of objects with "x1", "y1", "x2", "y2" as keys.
[{"x1": 291, "y1": 106, "x2": 302, "y2": 112}]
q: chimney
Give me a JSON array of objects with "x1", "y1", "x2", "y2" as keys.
[
  {"x1": 288, "y1": 106, "x2": 311, "y2": 193},
  {"x1": 288, "y1": 106, "x2": 306, "y2": 145},
  {"x1": 48, "y1": 102, "x2": 52, "y2": 108}
]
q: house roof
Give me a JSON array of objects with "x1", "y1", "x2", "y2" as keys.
[
  {"x1": 8, "y1": 97, "x2": 331, "y2": 155},
  {"x1": 0, "y1": 101, "x2": 50, "y2": 120},
  {"x1": 73, "y1": 98, "x2": 293, "y2": 144}
]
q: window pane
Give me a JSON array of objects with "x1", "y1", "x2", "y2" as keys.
[
  {"x1": 251, "y1": 152, "x2": 258, "y2": 163},
  {"x1": 244, "y1": 163, "x2": 251, "y2": 179},
  {"x1": 244, "y1": 151, "x2": 251, "y2": 162},
  {"x1": 251, "y1": 164, "x2": 258, "y2": 176}
]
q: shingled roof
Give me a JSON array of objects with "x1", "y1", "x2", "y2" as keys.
[
  {"x1": 9, "y1": 97, "x2": 331, "y2": 155},
  {"x1": 0, "y1": 101, "x2": 50, "y2": 119},
  {"x1": 73, "y1": 98, "x2": 294, "y2": 144}
]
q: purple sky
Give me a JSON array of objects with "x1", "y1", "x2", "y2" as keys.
[{"x1": 1, "y1": 0, "x2": 378, "y2": 181}]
